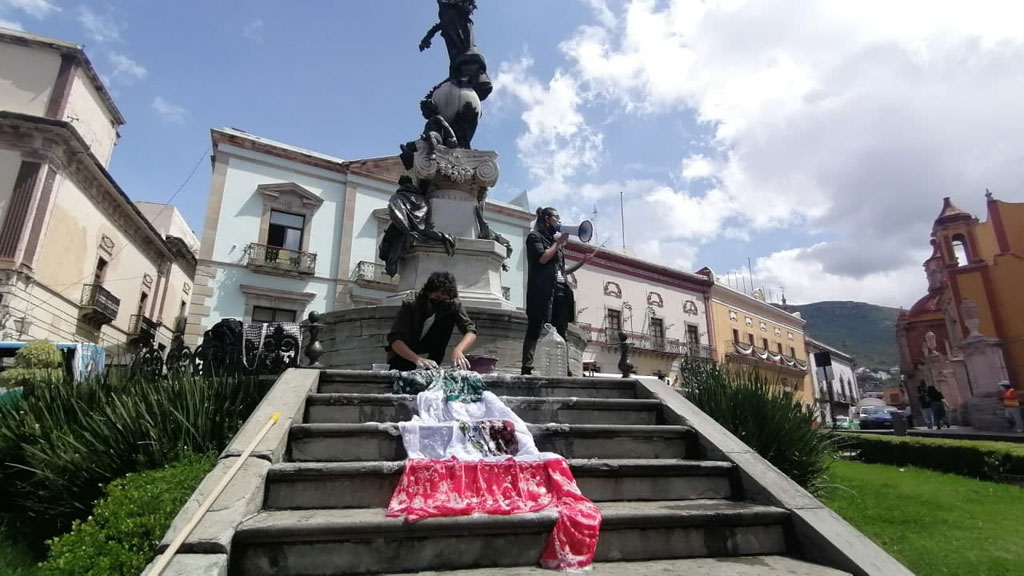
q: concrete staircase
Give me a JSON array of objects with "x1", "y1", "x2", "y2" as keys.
[{"x1": 225, "y1": 371, "x2": 850, "y2": 575}]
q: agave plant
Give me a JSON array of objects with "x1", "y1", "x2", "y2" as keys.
[
  {"x1": 679, "y1": 359, "x2": 837, "y2": 494},
  {"x1": 0, "y1": 368, "x2": 270, "y2": 544}
]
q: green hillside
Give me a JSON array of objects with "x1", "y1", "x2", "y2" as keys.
[{"x1": 789, "y1": 301, "x2": 901, "y2": 370}]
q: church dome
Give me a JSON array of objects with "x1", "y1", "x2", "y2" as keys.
[
  {"x1": 907, "y1": 292, "x2": 941, "y2": 318},
  {"x1": 935, "y1": 197, "x2": 972, "y2": 226}
]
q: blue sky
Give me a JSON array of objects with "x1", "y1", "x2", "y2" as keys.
[{"x1": 4, "y1": 0, "x2": 1024, "y2": 307}]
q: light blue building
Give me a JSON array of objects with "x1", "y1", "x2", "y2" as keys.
[{"x1": 186, "y1": 128, "x2": 533, "y2": 345}]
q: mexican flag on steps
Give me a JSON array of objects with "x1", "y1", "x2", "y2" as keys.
[{"x1": 386, "y1": 370, "x2": 602, "y2": 571}]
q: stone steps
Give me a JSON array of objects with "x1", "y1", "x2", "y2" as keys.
[
  {"x1": 318, "y1": 370, "x2": 638, "y2": 399},
  {"x1": 230, "y1": 500, "x2": 790, "y2": 576},
  {"x1": 305, "y1": 393, "x2": 663, "y2": 425},
  {"x1": 265, "y1": 458, "x2": 736, "y2": 509},
  {"x1": 381, "y1": 556, "x2": 852, "y2": 575},
  {"x1": 287, "y1": 423, "x2": 696, "y2": 462}
]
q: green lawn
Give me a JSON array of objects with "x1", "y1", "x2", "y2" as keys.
[
  {"x1": 822, "y1": 460, "x2": 1024, "y2": 576},
  {"x1": 0, "y1": 527, "x2": 38, "y2": 576}
]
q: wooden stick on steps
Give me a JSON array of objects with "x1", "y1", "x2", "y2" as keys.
[{"x1": 148, "y1": 412, "x2": 281, "y2": 576}]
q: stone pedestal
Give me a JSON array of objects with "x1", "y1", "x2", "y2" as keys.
[
  {"x1": 388, "y1": 238, "x2": 511, "y2": 310},
  {"x1": 318, "y1": 305, "x2": 586, "y2": 376},
  {"x1": 413, "y1": 146, "x2": 499, "y2": 239},
  {"x1": 960, "y1": 335, "x2": 1009, "y2": 396}
]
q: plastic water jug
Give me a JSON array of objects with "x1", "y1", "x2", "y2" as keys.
[{"x1": 536, "y1": 323, "x2": 568, "y2": 378}]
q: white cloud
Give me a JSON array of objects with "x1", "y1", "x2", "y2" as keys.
[
  {"x1": 498, "y1": 0, "x2": 1024, "y2": 306},
  {"x1": 108, "y1": 51, "x2": 147, "y2": 83},
  {"x1": 0, "y1": 0, "x2": 59, "y2": 19},
  {"x1": 494, "y1": 56, "x2": 603, "y2": 195},
  {"x1": 243, "y1": 19, "x2": 264, "y2": 43},
  {"x1": 77, "y1": 6, "x2": 122, "y2": 43},
  {"x1": 0, "y1": 17, "x2": 22, "y2": 29},
  {"x1": 152, "y1": 96, "x2": 187, "y2": 123}
]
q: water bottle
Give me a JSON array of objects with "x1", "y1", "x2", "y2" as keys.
[{"x1": 536, "y1": 323, "x2": 568, "y2": 378}]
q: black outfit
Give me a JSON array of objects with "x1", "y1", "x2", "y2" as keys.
[
  {"x1": 927, "y1": 387, "x2": 949, "y2": 429},
  {"x1": 386, "y1": 296, "x2": 477, "y2": 371},
  {"x1": 521, "y1": 230, "x2": 575, "y2": 375}
]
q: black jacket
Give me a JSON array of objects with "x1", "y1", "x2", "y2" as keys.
[
  {"x1": 525, "y1": 230, "x2": 575, "y2": 324},
  {"x1": 386, "y1": 296, "x2": 476, "y2": 363}
]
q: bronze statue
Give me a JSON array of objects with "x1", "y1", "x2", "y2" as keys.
[{"x1": 378, "y1": 176, "x2": 456, "y2": 277}]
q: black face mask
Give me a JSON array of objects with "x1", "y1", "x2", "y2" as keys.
[{"x1": 429, "y1": 298, "x2": 454, "y2": 313}]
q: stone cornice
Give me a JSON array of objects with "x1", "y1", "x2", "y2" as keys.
[
  {"x1": 0, "y1": 113, "x2": 172, "y2": 266},
  {"x1": 564, "y1": 243, "x2": 712, "y2": 293},
  {"x1": 240, "y1": 283, "x2": 316, "y2": 303}
]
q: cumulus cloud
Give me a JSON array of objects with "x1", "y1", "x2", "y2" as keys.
[
  {"x1": 498, "y1": 0, "x2": 1024, "y2": 306},
  {"x1": 152, "y1": 96, "x2": 187, "y2": 123},
  {"x1": 77, "y1": 6, "x2": 122, "y2": 43},
  {"x1": 108, "y1": 51, "x2": 147, "y2": 83}
]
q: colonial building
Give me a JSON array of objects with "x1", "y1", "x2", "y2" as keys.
[
  {"x1": 0, "y1": 29, "x2": 196, "y2": 354},
  {"x1": 187, "y1": 128, "x2": 533, "y2": 345},
  {"x1": 697, "y1": 269, "x2": 813, "y2": 405},
  {"x1": 564, "y1": 244, "x2": 714, "y2": 381},
  {"x1": 807, "y1": 338, "x2": 860, "y2": 422},
  {"x1": 896, "y1": 193, "x2": 1024, "y2": 429}
]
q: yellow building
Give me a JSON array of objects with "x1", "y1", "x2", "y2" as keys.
[
  {"x1": 696, "y1": 268, "x2": 813, "y2": 405},
  {"x1": 897, "y1": 193, "x2": 1024, "y2": 429}
]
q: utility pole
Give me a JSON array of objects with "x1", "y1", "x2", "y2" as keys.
[{"x1": 619, "y1": 191, "x2": 626, "y2": 252}]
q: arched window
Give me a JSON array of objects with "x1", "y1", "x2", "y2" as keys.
[{"x1": 951, "y1": 234, "x2": 970, "y2": 267}]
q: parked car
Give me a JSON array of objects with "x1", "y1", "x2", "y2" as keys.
[
  {"x1": 859, "y1": 406, "x2": 895, "y2": 430},
  {"x1": 833, "y1": 415, "x2": 858, "y2": 430}
]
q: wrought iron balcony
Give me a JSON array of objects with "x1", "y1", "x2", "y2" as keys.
[
  {"x1": 128, "y1": 314, "x2": 159, "y2": 342},
  {"x1": 353, "y1": 261, "x2": 399, "y2": 289},
  {"x1": 80, "y1": 284, "x2": 120, "y2": 327},
  {"x1": 579, "y1": 325, "x2": 714, "y2": 358},
  {"x1": 727, "y1": 341, "x2": 809, "y2": 374},
  {"x1": 245, "y1": 243, "x2": 316, "y2": 276}
]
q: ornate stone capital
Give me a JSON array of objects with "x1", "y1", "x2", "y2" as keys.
[{"x1": 413, "y1": 144, "x2": 499, "y2": 197}]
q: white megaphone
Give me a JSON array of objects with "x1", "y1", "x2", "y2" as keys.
[{"x1": 556, "y1": 220, "x2": 594, "y2": 243}]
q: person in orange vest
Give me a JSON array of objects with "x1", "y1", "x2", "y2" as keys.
[{"x1": 998, "y1": 381, "x2": 1022, "y2": 433}]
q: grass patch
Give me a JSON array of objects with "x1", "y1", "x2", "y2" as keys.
[{"x1": 821, "y1": 459, "x2": 1024, "y2": 576}]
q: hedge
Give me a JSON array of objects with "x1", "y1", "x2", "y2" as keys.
[
  {"x1": 839, "y1": 433, "x2": 1024, "y2": 481},
  {"x1": 36, "y1": 453, "x2": 216, "y2": 576}
]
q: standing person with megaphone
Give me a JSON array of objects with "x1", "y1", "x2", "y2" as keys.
[{"x1": 521, "y1": 207, "x2": 596, "y2": 375}]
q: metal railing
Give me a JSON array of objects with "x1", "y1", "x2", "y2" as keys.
[
  {"x1": 80, "y1": 284, "x2": 120, "y2": 326},
  {"x1": 128, "y1": 314, "x2": 159, "y2": 340},
  {"x1": 245, "y1": 243, "x2": 316, "y2": 275},
  {"x1": 580, "y1": 325, "x2": 714, "y2": 358},
  {"x1": 353, "y1": 261, "x2": 398, "y2": 286}
]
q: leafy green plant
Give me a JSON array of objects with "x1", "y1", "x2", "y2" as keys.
[
  {"x1": 0, "y1": 369, "x2": 269, "y2": 545},
  {"x1": 0, "y1": 340, "x2": 65, "y2": 394},
  {"x1": 679, "y1": 360, "x2": 837, "y2": 493},
  {"x1": 36, "y1": 453, "x2": 216, "y2": 576},
  {"x1": 839, "y1": 433, "x2": 1024, "y2": 481}
]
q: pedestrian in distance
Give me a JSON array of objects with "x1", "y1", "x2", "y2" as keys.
[
  {"x1": 386, "y1": 271, "x2": 477, "y2": 372},
  {"x1": 998, "y1": 381, "x2": 1023, "y2": 433},
  {"x1": 927, "y1": 385, "x2": 950, "y2": 429},
  {"x1": 917, "y1": 385, "x2": 934, "y2": 429}
]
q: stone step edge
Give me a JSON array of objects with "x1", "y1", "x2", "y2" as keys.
[
  {"x1": 233, "y1": 500, "x2": 789, "y2": 544},
  {"x1": 305, "y1": 393, "x2": 662, "y2": 409},
  {"x1": 377, "y1": 556, "x2": 853, "y2": 576},
  {"x1": 318, "y1": 370, "x2": 637, "y2": 387},
  {"x1": 267, "y1": 458, "x2": 734, "y2": 480},
  {"x1": 288, "y1": 423, "x2": 695, "y2": 438}
]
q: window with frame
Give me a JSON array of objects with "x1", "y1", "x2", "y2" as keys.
[
  {"x1": 649, "y1": 317, "x2": 665, "y2": 345},
  {"x1": 267, "y1": 210, "x2": 305, "y2": 251},
  {"x1": 93, "y1": 257, "x2": 108, "y2": 285},
  {"x1": 789, "y1": 346, "x2": 796, "y2": 357},
  {"x1": 777, "y1": 342, "x2": 783, "y2": 354},
  {"x1": 605, "y1": 309, "x2": 622, "y2": 332},
  {"x1": 252, "y1": 306, "x2": 297, "y2": 324},
  {"x1": 747, "y1": 333, "x2": 755, "y2": 346},
  {"x1": 686, "y1": 324, "x2": 700, "y2": 345},
  {"x1": 762, "y1": 337, "x2": 769, "y2": 350},
  {"x1": 732, "y1": 328, "x2": 740, "y2": 342},
  {"x1": 137, "y1": 291, "x2": 149, "y2": 318}
]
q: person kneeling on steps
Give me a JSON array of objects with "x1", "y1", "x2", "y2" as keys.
[{"x1": 386, "y1": 271, "x2": 477, "y2": 371}]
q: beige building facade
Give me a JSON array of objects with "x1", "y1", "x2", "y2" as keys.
[
  {"x1": 697, "y1": 268, "x2": 813, "y2": 405},
  {"x1": 564, "y1": 244, "x2": 715, "y2": 381},
  {"x1": 0, "y1": 29, "x2": 196, "y2": 356}
]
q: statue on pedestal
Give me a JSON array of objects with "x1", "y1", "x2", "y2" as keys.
[{"x1": 378, "y1": 176, "x2": 456, "y2": 277}]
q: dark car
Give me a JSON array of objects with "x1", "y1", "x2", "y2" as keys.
[{"x1": 859, "y1": 406, "x2": 894, "y2": 430}]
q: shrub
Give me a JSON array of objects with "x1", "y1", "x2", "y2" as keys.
[
  {"x1": 679, "y1": 360, "x2": 837, "y2": 493},
  {"x1": 0, "y1": 340, "x2": 65, "y2": 393},
  {"x1": 0, "y1": 370, "x2": 269, "y2": 544},
  {"x1": 839, "y1": 433, "x2": 1024, "y2": 481},
  {"x1": 36, "y1": 452, "x2": 216, "y2": 576}
]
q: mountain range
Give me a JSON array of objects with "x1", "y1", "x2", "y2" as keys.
[{"x1": 788, "y1": 301, "x2": 902, "y2": 371}]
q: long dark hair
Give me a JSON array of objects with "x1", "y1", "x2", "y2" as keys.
[
  {"x1": 535, "y1": 207, "x2": 558, "y2": 231},
  {"x1": 418, "y1": 271, "x2": 459, "y2": 301}
]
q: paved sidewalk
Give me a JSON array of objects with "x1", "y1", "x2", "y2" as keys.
[{"x1": 844, "y1": 426, "x2": 1024, "y2": 444}]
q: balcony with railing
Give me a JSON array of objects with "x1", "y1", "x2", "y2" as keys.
[
  {"x1": 353, "y1": 261, "x2": 399, "y2": 290},
  {"x1": 80, "y1": 284, "x2": 120, "y2": 327},
  {"x1": 127, "y1": 314, "x2": 159, "y2": 342},
  {"x1": 245, "y1": 243, "x2": 317, "y2": 276},
  {"x1": 726, "y1": 340, "x2": 809, "y2": 375},
  {"x1": 578, "y1": 324, "x2": 715, "y2": 359}
]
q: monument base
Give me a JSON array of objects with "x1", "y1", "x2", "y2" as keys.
[
  {"x1": 388, "y1": 238, "x2": 512, "y2": 310},
  {"x1": 318, "y1": 305, "x2": 587, "y2": 376}
]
